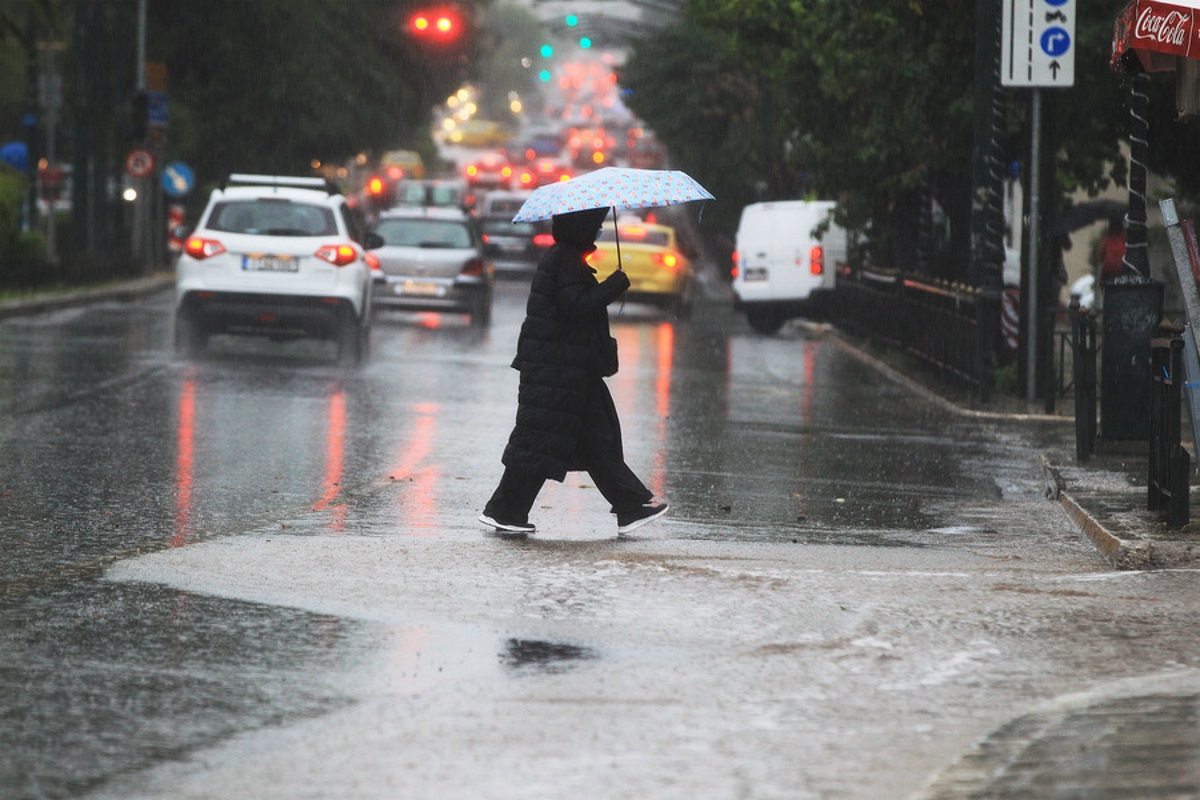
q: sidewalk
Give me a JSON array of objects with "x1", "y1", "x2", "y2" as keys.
[{"x1": 0, "y1": 273, "x2": 174, "y2": 321}]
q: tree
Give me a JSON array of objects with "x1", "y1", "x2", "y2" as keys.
[
  {"x1": 145, "y1": 0, "x2": 474, "y2": 189},
  {"x1": 622, "y1": 0, "x2": 1200, "y2": 280}
]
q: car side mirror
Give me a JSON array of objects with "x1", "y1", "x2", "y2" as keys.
[{"x1": 364, "y1": 232, "x2": 384, "y2": 250}]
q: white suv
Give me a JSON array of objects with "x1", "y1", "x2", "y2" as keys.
[{"x1": 174, "y1": 174, "x2": 378, "y2": 364}]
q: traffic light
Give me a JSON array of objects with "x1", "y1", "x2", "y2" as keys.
[{"x1": 407, "y1": 5, "x2": 464, "y2": 44}]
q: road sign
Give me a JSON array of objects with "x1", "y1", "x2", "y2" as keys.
[
  {"x1": 1001, "y1": 0, "x2": 1076, "y2": 87},
  {"x1": 125, "y1": 148, "x2": 155, "y2": 178},
  {"x1": 162, "y1": 162, "x2": 194, "y2": 198}
]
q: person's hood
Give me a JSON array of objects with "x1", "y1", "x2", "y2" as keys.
[{"x1": 552, "y1": 207, "x2": 610, "y2": 251}]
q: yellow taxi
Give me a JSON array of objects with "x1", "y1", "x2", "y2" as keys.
[{"x1": 587, "y1": 217, "x2": 695, "y2": 318}]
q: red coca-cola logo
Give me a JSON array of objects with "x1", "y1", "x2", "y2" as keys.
[{"x1": 1135, "y1": 6, "x2": 1191, "y2": 48}]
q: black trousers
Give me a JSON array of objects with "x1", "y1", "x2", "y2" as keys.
[{"x1": 485, "y1": 380, "x2": 652, "y2": 524}]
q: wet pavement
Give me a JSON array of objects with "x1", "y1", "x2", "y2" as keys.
[{"x1": 3, "y1": 275, "x2": 1200, "y2": 798}]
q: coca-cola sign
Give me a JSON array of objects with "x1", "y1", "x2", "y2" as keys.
[
  {"x1": 1131, "y1": 0, "x2": 1198, "y2": 58},
  {"x1": 1113, "y1": 0, "x2": 1200, "y2": 72}
]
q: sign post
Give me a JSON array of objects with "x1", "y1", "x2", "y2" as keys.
[{"x1": 1002, "y1": 0, "x2": 1076, "y2": 403}]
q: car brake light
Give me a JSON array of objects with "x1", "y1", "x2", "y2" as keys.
[
  {"x1": 185, "y1": 236, "x2": 225, "y2": 260},
  {"x1": 518, "y1": 172, "x2": 534, "y2": 186},
  {"x1": 315, "y1": 244, "x2": 358, "y2": 267},
  {"x1": 460, "y1": 257, "x2": 486, "y2": 276},
  {"x1": 387, "y1": 166, "x2": 404, "y2": 180},
  {"x1": 533, "y1": 233, "x2": 554, "y2": 248},
  {"x1": 652, "y1": 252, "x2": 680, "y2": 269},
  {"x1": 481, "y1": 233, "x2": 492, "y2": 243},
  {"x1": 366, "y1": 176, "x2": 385, "y2": 196},
  {"x1": 466, "y1": 165, "x2": 479, "y2": 177},
  {"x1": 810, "y1": 245, "x2": 824, "y2": 275},
  {"x1": 365, "y1": 252, "x2": 381, "y2": 272}
]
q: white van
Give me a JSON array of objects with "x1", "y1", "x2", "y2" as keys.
[{"x1": 732, "y1": 200, "x2": 848, "y2": 333}]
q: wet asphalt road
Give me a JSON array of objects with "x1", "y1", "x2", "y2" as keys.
[{"x1": 2, "y1": 271, "x2": 1199, "y2": 798}]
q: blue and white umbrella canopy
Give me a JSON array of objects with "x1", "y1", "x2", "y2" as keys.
[{"x1": 511, "y1": 167, "x2": 714, "y2": 223}]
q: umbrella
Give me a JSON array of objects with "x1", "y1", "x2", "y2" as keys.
[
  {"x1": 511, "y1": 167, "x2": 713, "y2": 273},
  {"x1": 511, "y1": 167, "x2": 713, "y2": 223}
]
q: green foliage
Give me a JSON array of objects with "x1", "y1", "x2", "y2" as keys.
[
  {"x1": 146, "y1": 0, "x2": 461, "y2": 185},
  {"x1": 0, "y1": 164, "x2": 23, "y2": 253},
  {"x1": 623, "y1": 0, "x2": 1200, "y2": 280},
  {"x1": 621, "y1": 20, "x2": 760, "y2": 237}
]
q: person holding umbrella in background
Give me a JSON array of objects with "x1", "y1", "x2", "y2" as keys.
[{"x1": 478, "y1": 206, "x2": 669, "y2": 535}]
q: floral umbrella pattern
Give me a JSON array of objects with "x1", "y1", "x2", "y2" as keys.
[{"x1": 511, "y1": 167, "x2": 714, "y2": 223}]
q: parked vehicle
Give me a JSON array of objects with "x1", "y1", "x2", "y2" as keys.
[
  {"x1": 369, "y1": 206, "x2": 494, "y2": 325},
  {"x1": 588, "y1": 217, "x2": 695, "y2": 318},
  {"x1": 174, "y1": 173, "x2": 376, "y2": 364},
  {"x1": 732, "y1": 200, "x2": 847, "y2": 334}
]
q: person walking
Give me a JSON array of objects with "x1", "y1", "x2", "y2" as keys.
[{"x1": 479, "y1": 207, "x2": 669, "y2": 535}]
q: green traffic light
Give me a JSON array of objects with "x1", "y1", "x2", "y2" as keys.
[
  {"x1": 565, "y1": 14, "x2": 578, "y2": 26},
  {"x1": 539, "y1": 70, "x2": 551, "y2": 82},
  {"x1": 540, "y1": 44, "x2": 553, "y2": 58},
  {"x1": 579, "y1": 36, "x2": 592, "y2": 49}
]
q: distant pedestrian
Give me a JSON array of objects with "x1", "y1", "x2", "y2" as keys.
[
  {"x1": 1094, "y1": 212, "x2": 1127, "y2": 281},
  {"x1": 479, "y1": 207, "x2": 669, "y2": 535}
]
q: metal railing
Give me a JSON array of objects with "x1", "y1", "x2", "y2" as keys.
[{"x1": 832, "y1": 268, "x2": 981, "y2": 387}]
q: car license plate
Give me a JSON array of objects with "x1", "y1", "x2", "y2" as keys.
[
  {"x1": 243, "y1": 255, "x2": 299, "y2": 273},
  {"x1": 400, "y1": 281, "x2": 443, "y2": 297},
  {"x1": 743, "y1": 267, "x2": 769, "y2": 282}
]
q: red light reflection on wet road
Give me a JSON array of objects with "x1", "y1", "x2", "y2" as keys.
[
  {"x1": 389, "y1": 403, "x2": 441, "y2": 534},
  {"x1": 172, "y1": 371, "x2": 196, "y2": 547},
  {"x1": 313, "y1": 389, "x2": 348, "y2": 531}
]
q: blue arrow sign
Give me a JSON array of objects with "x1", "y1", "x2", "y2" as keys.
[{"x1": 162, "y1": 162, "x2": 195, "y2": 198}]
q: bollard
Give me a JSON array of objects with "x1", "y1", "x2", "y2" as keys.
[
  {"x1": 1148, "y1": 334, "x2": 1190, "y2": 528},
  {"x1": 1071, "y1": 300, "x2": 1097, "y2": 461}
]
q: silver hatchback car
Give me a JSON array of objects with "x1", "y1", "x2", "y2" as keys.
[{"x1": 369, "y1": 207, "x2": 495, "y2": 326}]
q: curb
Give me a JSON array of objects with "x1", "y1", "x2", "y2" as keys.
[{"x1": 0, "y1": 275, "x2": 174, "y2": 321}]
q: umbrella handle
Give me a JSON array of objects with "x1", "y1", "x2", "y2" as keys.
[{"x1": 611, "y1": 206, "x2": 622, "y2": 271}]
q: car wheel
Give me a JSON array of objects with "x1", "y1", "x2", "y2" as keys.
[
  {"x1": 174, "y1": 308, "x2": 208, "y2": 357},
  {"x1": 335, "y1": 306, "x2": 363, "y2": 366},
  {"x1": 469, "y1": 292, "x2": 492, "y2": 327},
  {"x1": 746, "y1": 309, "x2": 785, "y2": 335}
]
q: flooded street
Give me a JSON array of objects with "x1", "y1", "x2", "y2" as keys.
[{"x1": 3, "y1": 280, "x2": 1199, "y2": 799}]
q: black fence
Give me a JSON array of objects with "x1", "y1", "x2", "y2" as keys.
[{"x1": 831, "y1": 268, "x2": 981, "y2": 388}]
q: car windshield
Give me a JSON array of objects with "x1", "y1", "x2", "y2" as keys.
[
  {"x1": 398, "y1": 183, "x2": 461, "y2": 207},
  {"x1": 375, "y1": 218, "x2": 474, "y2": 248},
  {"x1": 208, "y1": 200, "x2": 337, "y2": 236},
  {"x1": 481, "y1": 219, "x2": 534, "y2": 236},
  {"x1": 597, "y1": 227, "x2": 670, "y2": 248}
]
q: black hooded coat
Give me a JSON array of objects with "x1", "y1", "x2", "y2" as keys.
[{"x1": 501, "y1": 208, "x2": 631, "y2": 481}]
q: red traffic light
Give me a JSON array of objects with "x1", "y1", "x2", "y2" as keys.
[{"x1": 408, "y1": 6, "x2": 462, "y2": 41}]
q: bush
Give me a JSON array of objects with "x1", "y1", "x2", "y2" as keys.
[{"x1": 0, "y1": 165, "x2": 22, "y2": 255}]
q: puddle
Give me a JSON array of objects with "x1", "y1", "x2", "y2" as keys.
[{"x1": 500, "y1": 638, "x2": 599, "y2": 674}]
